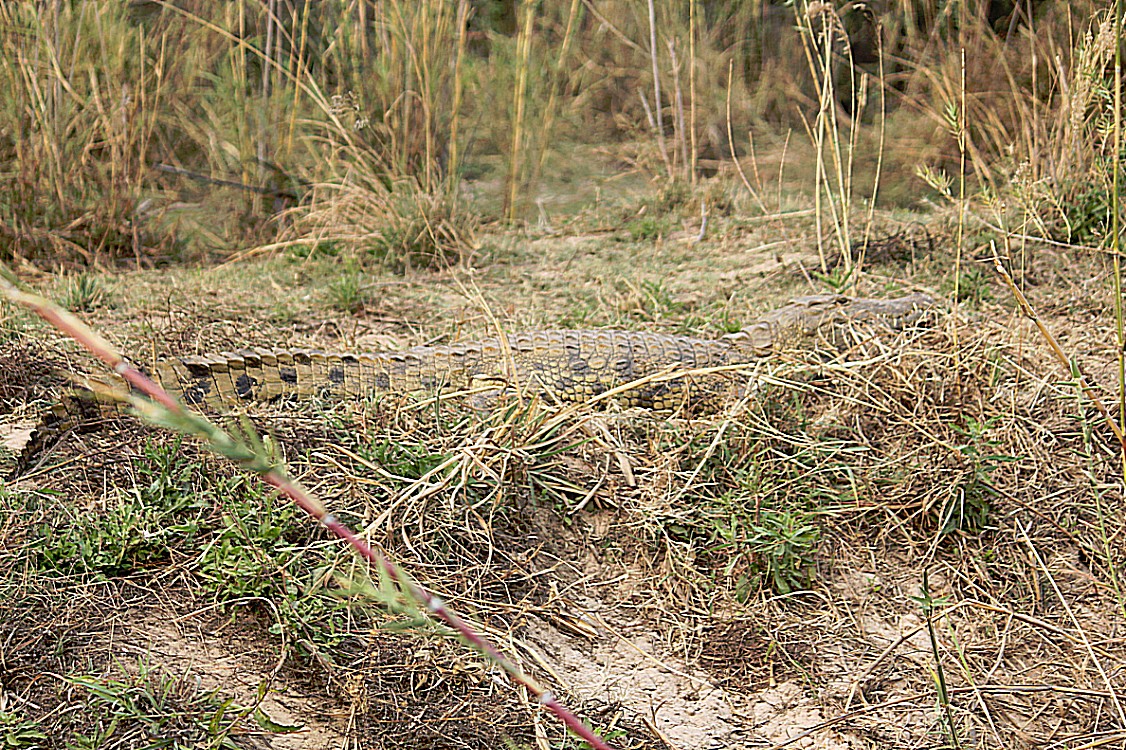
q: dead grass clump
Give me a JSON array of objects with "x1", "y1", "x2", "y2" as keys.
[
  {"x1": 695, "y1": 613, "x2": 812, "y2": 688},
  {"x1": 0, "y1": 578, "x2": 134, "y2": 741},
  {"x1": 337, "y1": 628, "x2": 546, "y2": 748},
  {"x1": 898, "y1": 2, "x2": 1120, "y2": 246},
  {"x1": 850, "y1": 225, "x2": 941, "y2": 268},
  {"x1": 754, "y1": 310, "x2": 1119, "y2": 539},
  {"x1": 280, "y1": 176, "x2": 477, "y2": 272},
  {"x1": 0, "y1": 1, "x2": 485, "y2": 265},
  {"x1": 0, "y1": 2, "x2": 166, "y2": 264}
]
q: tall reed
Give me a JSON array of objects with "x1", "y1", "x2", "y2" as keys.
[
  {"x1": 795, "y1": 1, "x2": 859, "y2": 279},
  {"x1": 505, "y1": 0, "x2": 537, "y2": 221}
]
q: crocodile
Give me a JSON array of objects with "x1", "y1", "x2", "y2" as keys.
[{"x1": 19, "y1": 293, "x2": 934, "y2": 466}]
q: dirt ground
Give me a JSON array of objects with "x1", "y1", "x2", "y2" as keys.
[{"x1": 2, "y1": 201, "x2": 1126, "y2": 749}]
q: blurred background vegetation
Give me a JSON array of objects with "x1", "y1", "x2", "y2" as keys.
[{"x1": 0, "y1": 0, "x2": 1117, "y2": 267}]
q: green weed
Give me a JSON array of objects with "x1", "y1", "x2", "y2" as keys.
[
  {"x1": 672, "y1": 489, "x2": 823, "y2": 600},
  {"x1": 743, "y1": 510, "x2": 821, "y2": 597},
  {"x1": 708, "y1": 307, "x2": 746, "y2": 335},
  {"x1": 655, "y1": 414, "x2": 833, "y2": 599},
  {"x1": 638, "y1": 279, "x2": 685, "y2": 317},
  {"x1": 580, "y1": 726, "x2": 629, "y2": 750},
  {"x1": 287, "y1": 240, "x2": 343, "y2": 260},
  {"x1": 325, "y1": 267, "x2": 371, "y2": 314},
  {"x1": 941, "y1": 266, "x2": 992, "y2": 305},
  {"x1": 615, "y1": 277, "x2": 687, "y2": 323},
  {"x1": 623, "y1": 215, "x2": 671, "y2": 242},
  {"x1": 359, "y1": 437, "x2": 451, "y2": 486},
  {"x1": 62, "y1": 273, "x2": 109, "y2": 313},
  {"x1": 0, "y1": 712, "x2": 47, "y2": 749},
  {"x1": 1062, "y1": 179, "x2": 1114, "y2": 245},
  {"x1": 67, "y1": 663, "x2": 264, "y2": 750},
  {"x1": 195, "y1": 476, "x2": 303, "y2": 601},
  {"x1": 942, "y1": 416, "x2": 1017, "y2": 535},
  {"x1": 37, "y1": 440, "x2": 208, "y2": 577},
  {"x1": 813, "y1": 265, "x2": 855, "y2": 293}
]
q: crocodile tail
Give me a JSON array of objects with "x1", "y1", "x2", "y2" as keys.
[{"x1": 15, "y1": 379, "x2": 127, "y2": 475}]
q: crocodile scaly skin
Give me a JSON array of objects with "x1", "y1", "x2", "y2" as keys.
[{"x1": 19, "y1": 293, "x2": 934, "y2": 468}]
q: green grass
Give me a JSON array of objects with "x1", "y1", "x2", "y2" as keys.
[
  {"x1": 23, "y1": 437, "x2": 358, "y2": 654},
  {"x1": 61, "y1": 274, "x2": 110, "y2": 314},
  {"x1": 66, "y1": 663, "x2": 271, "y2": 750},
  {"x1": 623, "y1": 216, "x2": 672, "y2": 243},
  {"x1": 324, "y1": 266, "x2": 372, "y2": 314},
  {"x1": 0, "y1": 711, "x2": 47, "y2": 749}
]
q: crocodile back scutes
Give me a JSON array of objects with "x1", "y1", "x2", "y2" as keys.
[{"x1": 153, "y1": 329, "x2": 741, "y2": 411}]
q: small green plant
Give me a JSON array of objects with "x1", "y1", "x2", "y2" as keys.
[
  {"x1": 613, "y1": 277, "x2": 688, "y2": 324},
  {"x1": 359, "y1": 436, "x2": 451, "y2": 485},
  {"x1": 1062, "y1": 179, "x2": 1113, "y2": 245},
  {"x1": 641, "y1": 279, "x2": 683, "y2": 314},
  {"x1": 325, "y1": 268, "x2": 370, "y2": 314},
  {"x1": 580, "y1": 725, "x2": 628, "y2": 750},
  {"x1": 62, "y1": 273, "x2": 108, "y2": 313},
  {"x1": 744, "y1": 510, "x2": 821, "y2": 596},
  {"x1": 942, "y1": 416, "x2": 1017, "y2": 535},
  {"x1": 941, "y1": 266, "x2": 993, "y2": 305},
  {"x1": 0, "y1": 711, "x2": 47, "y2": 749},
  {"x1": 288, "y1": 240, "x2": 343, "y2": 260},
  {"x1": 634, "y1": 278, "x2": 686, "y2": 321},
  {"x1": 713, "y1": 310, "x2": 745, "y2": 335},
  {"x1": 67, "y1": 663, "x2": 263, "y2": 750},
  {"x1": 814, "y1": 264, "x2": 854, "y2": 293},
  {"x1": 623, "y1": 215, "x2": 670, "y2": 242}
]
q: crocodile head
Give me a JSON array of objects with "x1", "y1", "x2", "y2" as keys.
[{"x1": 722, "y1": 293, "x2": 936, "y2": 356}]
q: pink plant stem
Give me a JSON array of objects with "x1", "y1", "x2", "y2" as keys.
[
  {"x1": 271, "y1": 475, "x2": 615, "y2": 749},
  {"x1": 5, "y1": 280, "x2": 617, "y2": 750}
]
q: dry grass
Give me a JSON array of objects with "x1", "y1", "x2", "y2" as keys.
[
  {"x1": 5, "y1": 1, "x2": 1112, "y2": 267},
  {"x1": 1, "y1": 214, "x2": 1125, "y2": 747},
  {"x1": 3, "y1": 2, "x2": 1126, "y2": 748}
]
